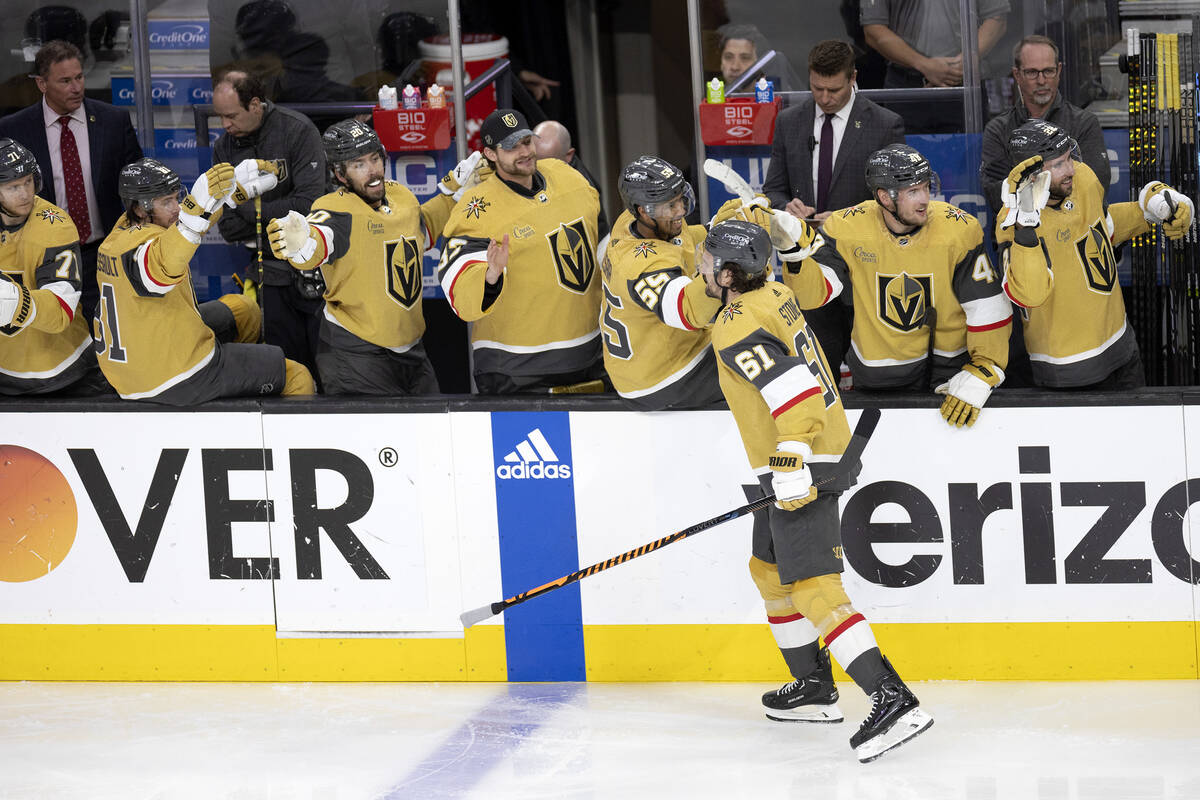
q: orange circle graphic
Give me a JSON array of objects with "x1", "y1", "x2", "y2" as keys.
[{"x1": 0, "y1": 445, "x2": 78, "y2": 582}]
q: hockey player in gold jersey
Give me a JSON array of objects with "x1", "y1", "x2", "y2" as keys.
[
  {"x1": 783, "y1": 144, "x2": 1012, "y2": 427},
  {"x1": 600, "y1": 156, "x2": 723, "y2": 409},
  {"x1": 267, "y1": 119, "x2": 474, "y2": 394},
  {"x1": 438, "y1": 109, "x2": 605, "y2": 394},
  {"x1": 95, "y1": 158, "x2": 314, "y2": 403},
  {"x1": 0, "y1": 138, "x2": 107, "y2": 395},
  {"x1": 996, "y1": 120, "x2": 1195, "y2": 388},
  {"x1": 700, "y1": 220, "x2": 932, "y2": 763}
]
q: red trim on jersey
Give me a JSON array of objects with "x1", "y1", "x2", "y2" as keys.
[
  {"x1": 968, "y1": 316, "x2": 1012, "y2": 333},
  {"x1": 823, "y1": 277, "x2": 834, "y2": 305},
  {"x1": 141, "y1": 246, "x2": 170, "y2": 288},
  {"x1": 312, "y1": 225, "x2": 331, "y2": 266},
  {"x1": 771, "y1": 386, "x2": 821, "y2": 418},
  {"x1": 446, "y1": 258, "x2": 487, "y2": 311},
  {"x1": 767, "y1": 612, "x2": 805, "y2": 624},
  {"x1": 824, "y1": 612, "x2": 865, "y2": 645},
  {"x1": 676, "y1": 290, "x2": 697, "y2": 331},
  {"x1": 56, "y1": 294, "x2": 74, "y2": 319},
  {"x1": 1003, "y1": 282, "x2": 1029, "y2": 308}
]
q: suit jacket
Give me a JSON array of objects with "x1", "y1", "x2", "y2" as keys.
[
  {"x1": 0, "y1": 97, "x2": 143, "y2": 234},
  {"x1": 763, "y1": 93, "x2": 905, "y2": 214}
]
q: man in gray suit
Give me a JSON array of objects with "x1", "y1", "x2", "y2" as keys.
[{"x1": 763, "y1": 40, "x2": 905, "y2": 369}]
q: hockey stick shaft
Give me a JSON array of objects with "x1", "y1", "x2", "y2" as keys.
[
  {"x1": 703, "y1": 158, "x2": 756, "y2": 203},
  {"x1": 460, "y1": 407, "x2": 882, "y2": 628}
]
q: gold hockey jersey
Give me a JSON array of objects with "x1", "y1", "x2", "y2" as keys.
[
  {"x1": 94, "y1": 214, "x2": 217, "y2": 398},
  {"x1": 438, "y1": 158, "x2": 602, "y2": 378},
  {"x1": 0, "y1": 198, "x2": 91, "y2": 393},
  {"x1": 293, "y1": 182, "x2": 453, "y2": 351},
  {"x1": 599, "y1": 212, "x2": 720, "y2": 403},
  {"x1": 788, "y1": 200, "x2": 1012, "y2": 389},
  {"x1": 995, "y1": 163, "x2": 1148, "y2": 387},
  {"x1": 712, "y1": 281, "x2": 852, "y2": 484}
]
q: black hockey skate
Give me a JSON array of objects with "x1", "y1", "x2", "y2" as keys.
[
  {"x1": 849, "y1": 668, "x2": 933, "y2": 763},
  {"x1": 762, "y1": 647, "x2": 843, "y2": 723}
]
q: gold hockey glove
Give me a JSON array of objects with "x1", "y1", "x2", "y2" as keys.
[
  {"x1": 769, "y1": 441, "x2": 818, "y2": 511},
  {"x1": 935, "y1": 362, "x2": 1005, "y2": 428}
]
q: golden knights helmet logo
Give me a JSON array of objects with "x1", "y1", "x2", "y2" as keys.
[
  {"x1": 876, "y1": 272, "x2": 932, "y2": 332},
  {"x1": 546, "y1": 218, "x2": 596, "y2": 293},
  {"x1": 386, "y1": 237, "x2": 423, "y2": 309},
  {"x1": 1075, "y1": 220, "x2": 1117, "y2": 293}
]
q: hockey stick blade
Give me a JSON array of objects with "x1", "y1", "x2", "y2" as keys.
[
  {"x1": 703, "y1": 158, "x2": 756, "y2": 203},
  {"x1": 459, "y1": 407, "x2": 882, "y2": 628}
]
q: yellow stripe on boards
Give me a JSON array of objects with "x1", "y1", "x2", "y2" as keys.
[
  {"x1": 582, "y1": 622, "x2": 1200, "y2": 681},
  {"x1": 0, "y1": 625, "x2": 508, "y2": 682}
]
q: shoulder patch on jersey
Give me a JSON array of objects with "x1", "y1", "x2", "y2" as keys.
[
  {"x1": 842, "y1": 204, "x2": 866, "y2": 219},
  {"x1": 943, "y1": 206, "x2": 971, "y2": 224},
  {"x1": 465, "y1": 195, "x2": 491, "y2": 219},
  {"x1": 38, "y1": 207, "x2": 67, "y2": 225},
  {"x1": 720, "y1": 300, "x2": 744, "y2": 322},
  {"x1": 633, "y1": 241, "x2": 657, "y2": 258}
]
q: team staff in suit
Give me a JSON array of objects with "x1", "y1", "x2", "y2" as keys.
[
  {"x1": 0, "y1": 40, "x2": 143, "y2": 323},
  {"x1": 763, "y1": 40, "x2": 905, "y2": 370}
]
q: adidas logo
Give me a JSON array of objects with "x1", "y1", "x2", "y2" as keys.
[{"x1": 495, "y1": 428, "x2": 572, "y2": 480}]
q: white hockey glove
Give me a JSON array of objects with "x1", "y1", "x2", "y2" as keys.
[
  {"x1": 267, "y1": 210, "x2": 317, "y2": 265},
  {"x1": 711, "y1": 195, "x2": 771, "y2": 228},
  {"x1": 769, "y1": 441, "x2": 818, "y2": 511},
  {"x1": 0, "y1": 277, "x2": 34, "y2": 328},
  {"x1": 1138, "y1": 181, "x2": 1195, "y2": 240},
  {"x1": 439, "y1": 150, "x2": 485, "y2": 201},
  {"x1": 1000, "y1": 156, "x2": 1051, "y2": 230},
  {"x1": 178, "y1": 163, "x2": 236, "y2": 242},
  {"x1": 934, "y1": 362, "x2": 1004, "y2": 428},
  {"x1": 768, "y1": 209, "x2": 821, "y2": 262},
  {"x1": 227, "y1": 158, "x2": 279, "y2": 207}
]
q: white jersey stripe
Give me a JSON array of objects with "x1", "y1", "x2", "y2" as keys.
[
  {"x1": 43, "y1": 279, "x2": 80, "y2": 319},
  {"x1": 472, "y1": 328, "x2": 600, "y2": 354},
  {"x1": 962, "y1": 293, "x2": 1012, "y2": 329},
  {"x1": 0, "y1": 335, "x2": 90, "y2": 379},
  {"x1": 660, "y1": 275, "x2": 695, "y2": 331},
  {"x1": 761, "y1": 364, "x2": 821, "y2": 414},
  {"x1": 135, "y1": 241, "x2": 173, "y2": 296},
  {"x1": 1029, "y1": 320, "x2": 1127, "y2": 364}
]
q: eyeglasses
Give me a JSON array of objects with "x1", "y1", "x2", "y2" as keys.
[{"x1": 1019, "y1": 66, "x2": 1059, "y2": 80}]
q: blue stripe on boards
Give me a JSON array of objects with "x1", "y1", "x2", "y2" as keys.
[{"x1": 490, "y1": 411, "x2": 585, "y2": 681}]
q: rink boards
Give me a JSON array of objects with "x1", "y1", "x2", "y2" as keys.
[{"x1": 1, "y1": 400, "x2": 1198, "y2": 681}]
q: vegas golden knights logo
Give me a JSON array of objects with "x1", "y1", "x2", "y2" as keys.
[
  {"x1": 386, "y1": 237, "x2": 423, "y2": 308},
  {"x1": 271, "y1": 158, "x2": 289, "y2": 182},
  {"x1": 876, "y1": 272, "x2": 932, "y2": 332},
  {"x1": 1075, "y1": 221, "x2": 1117, "y2": 293},
  {"x1": 547, "y1": 218, "x2": 596, "y2": 293}
]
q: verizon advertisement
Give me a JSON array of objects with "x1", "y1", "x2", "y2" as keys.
[{"x1": 1, "y1": 406, "x2": 1196, "y2": 632}]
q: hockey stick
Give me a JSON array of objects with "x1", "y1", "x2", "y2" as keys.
[
  {"x1": 703, "y1": 157, "x2": 756, "y2": 204},
  {"x1": 459, "y1": 407, "x2": 883, "y2": 628},
  {"x1": 923, "y1": 305, "x2": 938, "y2": 389}
]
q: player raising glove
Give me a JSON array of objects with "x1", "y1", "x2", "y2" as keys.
[
  {"x1": 999, "y1": 156, "x2": 1051, "y2": 230},
  {"x1": 267, "y1": 210, "x2": 318, "y2": 265},
  {"x1": 1138, "y1": 181, "x2": 1195, "y2": 240},
  {"x1": 935, "y1": 362, "x2": 1004, "y2": 428},
  {"x1": 177, "y1": 162, "x2": 236, "y2": 243},
  {"x1": 769, "y1": 441, "x2": 818, "y2": 511},
  {"x1": 711, "y1": 195, "x2": 772, "y2": 229},
  {"x1": 768, "y1": 209, "x2": 821, "y2": 265},
  {"x1": 439, "y1": 151, "x2": 487, "y2": 202},
  {"x1": 227, "y1": 158, "x2": 279, "y2": 206}
]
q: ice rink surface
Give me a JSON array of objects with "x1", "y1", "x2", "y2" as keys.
[{"x1": 1, "y1": 680, "x2": 1198, "y2": 799}]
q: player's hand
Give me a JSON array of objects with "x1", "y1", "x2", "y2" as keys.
[
  {"x1": 485, "y1": 234, "x2": 509, "y2": 285},
  {"x1": 1139, "y1": 181, "x2": 1195, "y2": 239},
  {"x1": 0, "y1": 276, "x2": 32, "y2": 328},
  {"x1": 439, "y1": 151, "x2": 485, "y2": 201},
  {"x1": 228, "y1": 159, "x2": 279, "y2": 206},
  {"x1": 178, "y1": 163, "x2": 236, "y2": 241},
  {"x1": 769, "y1": 208, "x2": 820, "y2": 263},
  {"x1": 934, "y1": 362, "x2": 1004, "y2": 428},
  {"x1": 267, "y1": 210, "x2": 316, "y2": 264},
  {"x1": 1000, "y1": 156, "x2": 1050, "y2": 230},
  {"x1": 769, "y1": 441, "x2": 818, "y2": 511},
  {"x1": 712, "y1": 195, "x2": 771, "y2": 228}
]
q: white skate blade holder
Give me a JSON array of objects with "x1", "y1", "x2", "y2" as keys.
[
  {"x1": 765, "y1": 703, "x2": 844, "y2": 724},
  {"x1": 855, "y1": 707, "x2": 934, "y2": 763}
]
